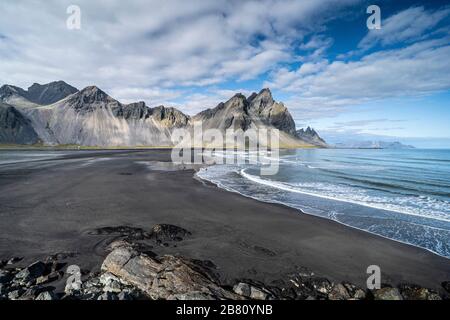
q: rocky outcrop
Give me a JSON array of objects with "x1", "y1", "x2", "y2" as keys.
[
  {"x1": 194, "y1": 93, "x2": 252, "y2": 132},
  {"x1": 247, "y1": 88, "x2": 297, "y2": 136},
  {"x1": 88, "y1": 226, "x2": 152, "y2": 241},
  {"x1": 0, "y1": 258, "x2": 65, "y2": 300},
  {"x1": 148, "y1": 224, "x2": 192, "y2": 243},
  {"x1": 372, "y1": 287, "x2": 403, "y2": 300},
  {"x1": 65, "y1": 86, "x2": 118, "y2": 114},
  {"x1": 233, "y1": 282, "x2": 274, "y2": 300},
  {"x1": 116, "y1": 101, "x2": 151, "y2": 120},
  {"x1": 151, "y1": 106, "x2": 191, "y2": 128},
  {"x1": 194, "y1": 89, "x2": 297, "y2": 136},
  {"x1": 101, "y1": 241, "x2": 241, "y2": 300},
  {"x1": 0, "y1": 224, "x2": 448, "y2": 300},
  {"x1": 296, "y1": 127, "x2": 327, "y2": 147},
  {"x1": 397, "y1": 284, "x2": 442, "y2": 300},
  {"x1": 0, "y1": 103, "x2": 40, "y2": 144},
  {"x1": 191, "y1": 89, "x2": 311, "y2": 148},
  {"x1": 0, "y1": 85, "x2": 28, "y2": 102},
  {"x1": 88, "y1": 224, "x2": 191, "y2": 246}
]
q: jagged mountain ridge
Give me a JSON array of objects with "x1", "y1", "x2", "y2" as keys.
[
  {"x1": 296, "y1": 127, "x2": 328, "y2": 147},
  {"x1": 22, "y1": 86, "x2": 191, "y2": 146},
  {"x1": 194, "y1": 88, "x2": 297, "y2": 136},
  {"x1": 0, "y1": 81, "x2": 326, "y2": 148},
  {"x1": 0, "y1": 81, "x2": 78, "y2": 106},
  {"x1": 333, "y1": 141, "x2": 415, "y2": 149},
  {"x1": 191, "y1": 88, "x2": 306, "y2": 148}
]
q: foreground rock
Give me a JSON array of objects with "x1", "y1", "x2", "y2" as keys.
[
  {"x1": 398, "y1": 284, "x2": 442, "y2": 300},
  {"x1": 0, "y1": 259, "x2": 63, "y2": 300},
  {"x1": 372, "y1": 287, "x2": 403, "y2": 300},
  {"x1": 101, "y1": 241, "x2": 240, "y2": 300},
  {"x1": 0, "y1": 223, "x2": 448, "y2": 301},
  {"x1": 233, "y1": 282, "x2": 274, "y2": 300},
  {"x1": 148, "y1": 224, "x2": 191, "y2": 243},
  {"x1": 89, "y1": 226, "x2": 151, "y2": 241}
]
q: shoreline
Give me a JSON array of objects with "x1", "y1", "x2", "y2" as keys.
[
  {"x1": 0, "y1": 149, "x2": 449, "y2": 296},
  {"x1": 197, "y1": 170, "x2": 450, "y2": 261}
]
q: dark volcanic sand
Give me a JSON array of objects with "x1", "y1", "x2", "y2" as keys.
[{"x1": 0, "y1": 150, "x2": 448, "y2": 291}]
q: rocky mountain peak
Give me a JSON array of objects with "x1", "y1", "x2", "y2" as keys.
[
  {"x1": 78, "y1": 86, "x2": 110, "y2": 101},
  {"x1": 66, "y1": 86, "x2": 119, "y2": 114},
  {"x1": 70, "y1": 86, "x2": 117, "y2": 105},
  {"x1": 257, "y1": 88, "x2": 273, "y2": 101},
  {"x1": 0, "y1": 81, "x2": 319, "y2": 148},
  {"x1": 248, "y1": 88, "x2": 274, "y2": 109},
  {"x1": 151, "y1": 105, "x2": 191, "y2": 128},
  {"x1": 245, "y1": 88, "x2": 298, "y2": 136},
  {"x1": 0, "y1": 85, "x2": 27, "y2": 101},
  {"x1": 230, "y1": 93, "x2": 248, "y2": 103},
  {"x1": 296, "y1": 127, "x2": 327, "y2": 147},
  {"x1": 297, "y1": 126, "x2": 316, "y2": 136},
  {"x1": 299, "y1": 126, "x2": 315, "y2": 135},
  {"x1": 0, "y1": 81, "x2": 78, "y2": 105},
  {"x1": 26, "y1": 80, "x2": 78, "y2": 105},
  {"x1": 0, "y1": 84, "x2": 18, "y2": 93},
  {"x1": 226, "y1": 93, "x2": 249, "y2": 112}
]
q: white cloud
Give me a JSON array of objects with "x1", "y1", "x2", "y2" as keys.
[
  {"x1": 6, "y1": 0, "x2": 448, "y2": 128},
  {"x1": 266, "y1": 37, "x2": 450, "y2": 119},
  {"x1": 0, "y1": 0, "x2": 359, "y2": 93},
  {"x1": 173, "y1": 88, "x2": 254, "y2": 115},
  {"x1": 300, "y1": 35, "x2": 333, "y2": 50},
  {"x1": 109, "y1": 87, "x2": 183, "y2": 106},
  {"x1": 358, "y1": 6, "x2": 450, "y2": 51}
]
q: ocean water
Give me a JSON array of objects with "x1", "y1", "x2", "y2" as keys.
[{"x1": 197, "y1": 149, "x2": 450, "y2": 258}]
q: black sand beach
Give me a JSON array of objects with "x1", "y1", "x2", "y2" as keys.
[{"x1": 0, "y1": 149, "x2": 448, "y2": 293}]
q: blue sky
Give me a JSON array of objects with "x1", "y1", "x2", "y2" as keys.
[{"x1": 0, "y1": 0, "x2": 449, "y2": 146}]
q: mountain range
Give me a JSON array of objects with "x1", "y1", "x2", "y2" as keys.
[
  {"x1": 0, "y1": 81, "x2": 327, "y2": 148},
  {"x1": 333, "y1": 141, "x2": 415, "y2": 149}
]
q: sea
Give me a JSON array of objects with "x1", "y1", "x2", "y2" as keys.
[{"x1": 197, "y1": 149, "x2": 450, "y2": 258}]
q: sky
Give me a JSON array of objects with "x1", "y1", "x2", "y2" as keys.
[{"x1": 0, "y1": 0, "x2": 449, "y2": 147}]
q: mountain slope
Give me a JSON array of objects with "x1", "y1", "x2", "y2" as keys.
[
  {"x1": 191, "y1": 88, "x2": 309, "y2": 148},
  {"x1": 0, "y1": 81, "x2": 319, "y2": 148},
  {"x1": 21, "y1": 86, "x2": 191, "y2": 146},
  {"x1": 26, "y1": 81, "x2": 78, "y2": 105},
  {"x1": 0, "y1": 102, "x2": 40, "y2": 144},
  {"x1": 247, "y1": 88, "x2": 297, "y2": 136},
  {"x1": 193, "y1": 93, "x2": 251, "y2": 131},
  {"x1": 0, "y1": 81, "x2": 78, "y2": 107},
  {"x1": 0, "y1": 85, "x2": 39, "y2": 108}
]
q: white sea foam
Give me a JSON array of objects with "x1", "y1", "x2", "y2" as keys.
[
  {"x1": 239, "y1": 169, "x2": 450, "y2": 223},
  {"x1": 197, "y1": 149, "x2": 450, "y2": 258}
]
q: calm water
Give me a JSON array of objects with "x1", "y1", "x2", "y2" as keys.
[{"x1": 197, "y1": 149, "x2": 450, "y2": 258}]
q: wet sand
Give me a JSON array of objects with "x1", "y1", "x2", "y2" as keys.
[{"x1": 0, "y1": 149, "x2": 448, "y2": 291}]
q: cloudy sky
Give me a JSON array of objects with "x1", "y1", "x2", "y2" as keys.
[{"x1": 1, "y1": 0, "x2": 449, "y2": 146}]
